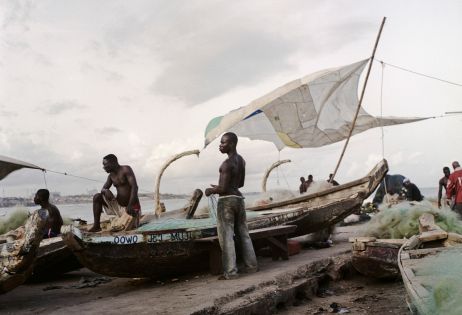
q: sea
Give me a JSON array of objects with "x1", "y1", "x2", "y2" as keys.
[{"x1": 0, "y1": 187, "x2": 439, "y2": 222}]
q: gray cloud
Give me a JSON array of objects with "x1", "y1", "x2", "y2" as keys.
[
  {"x1": 2, "y1": 0, "x2": 35, "y2": 31},
  {"x1": 39, "y1": 100, "x2": 86, "y2": 115}
]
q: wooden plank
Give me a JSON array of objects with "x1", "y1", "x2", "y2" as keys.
[
  {"x1": 348, "y1": 236, "x2": 376, "y2": 243},
  {"x1": 418, "y1": 230, "x2": 448, "y2": 242}
]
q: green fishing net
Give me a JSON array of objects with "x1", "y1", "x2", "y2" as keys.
[
  {"x1": 0, "y1": 208, "x2": 29, "y2": 235},
  {"x1": 415, "y1": 248, "x2": 462, "y2": 315},
  {"x1": 361, "y1": 201, "x2": 462, "y2": 239}
]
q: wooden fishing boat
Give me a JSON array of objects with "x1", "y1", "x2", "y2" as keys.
[
  {"x1": 350, "y1": 236, "x2": 405, "y2": 278},
  {"x1": 29, "y1": 237, "x2": 83, "y2": 280},
  {"x1": 61, "y1": 159, "x2": 387, "y2": 279},
  {"x1": 398, "y1": 213, "x2": 462, "y2": 314},
  {"x1": 0, "y1": 210, "x2": 47, "y2": 293}
]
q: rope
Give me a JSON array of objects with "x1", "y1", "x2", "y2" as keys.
[
  {"x1": 375, "y1": 60, "x2": 462, "y2": 87},
  {"x1": 207, "y1": 195, "x2": 218, "y2": 223},
  {"x1": 42, "y1": 170, "x2": 48, "y2": 189},
  {"x1": 378, "y1": 61, "x2": 390, "y2": 204}
]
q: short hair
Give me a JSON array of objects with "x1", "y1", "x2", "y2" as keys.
[
  {"x1": 453, "y1": 161, "x2": 460, "y2": 168},
  {"x1": 443, "y1": 166, "x2": 450, "y2": 172},
  {"x1": 308, "y1": 174, "x2": 313, "y2": 180},
  {"x1": 223, "y1": 132, "x2": 238, "y2": 145},
  {"x1": 103, "y1": 154, "x2": 118, "y2": 163},
  {"x1": 36, "y1": 189, "x2": 50, "y2": 201}
]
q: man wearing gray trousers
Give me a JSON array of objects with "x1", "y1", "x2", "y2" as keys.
[{"x1": 205, "y1": 132, "x2": 258, "y2": 280}]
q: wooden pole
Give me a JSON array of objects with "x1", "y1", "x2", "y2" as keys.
[{"x1": 330, "y1": 17, "x2": 387, "y2": 183}]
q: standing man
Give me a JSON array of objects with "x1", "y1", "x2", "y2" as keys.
[
  {"x1": 438, "y1": 166, "x2": 451, "y2": 208},
  {"x1": 447, "y1": 161, "x2": 462, "y2": 216},
  {"x1": 205, "y1": 132, "x2": 258, "y2": 280},
  {"x1": 34, "y1": 189, "x2": 63, "y2": 238},
  {"x1": 89, "y1": 154, "x2": 141, "y2": 232},
  {"x1": 304, "y1": 174, "x2": 314, "y2": 191},
  {"x1": 299, "y1": 177, "x2": 306, "y2": 194},
  {"x1": 327, "y1": 173, "x2": 339, "y2": 186}
]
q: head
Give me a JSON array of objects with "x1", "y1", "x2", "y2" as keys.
[
  {"x1": 328, "y1": 173, "x2": 334, "y2": 179},
  {"x1": 443, "y1": 166, "x2": 450, "y2": 177},
  {"x1": 452, "y1": 161, "x2": 460, "y2": 170},
  {"x1": 34, "y1": 189, "x2": 50, "y2": 205},
  {"x1": 103, "y1": 154, "x2": 119, "y2": 173},
  {"x1": 403, "y1": 178, "x2": 411, "y2": 186},
  {"x1": 300, "y1": 177, "x2": 305, "y2": 183},
  {"x1": 308, "y1": 174, "x2": 313, "y2": 181},
  {"x1": 219, "y1": 132, "x2": 238, "y2": 154}
]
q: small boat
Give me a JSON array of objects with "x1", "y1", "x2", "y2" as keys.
[
  {"x1": 62, "y1": 159, "x2": 387, "y2": 279},
  {"x1": 350, "y1": 236, "x2": 405, "y2": 278},
  {"x1": 0, "y1": 210, "x2": 47, "y2": 293},
  {"x1": 398, "y1": 213, "x2": 462, "y2": 314}
]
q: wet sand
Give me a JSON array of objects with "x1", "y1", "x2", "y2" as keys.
[{"x1": 0, "y1": 226, "x2": 409, "y2": 314}]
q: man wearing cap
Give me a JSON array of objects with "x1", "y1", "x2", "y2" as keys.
[
  {"x1": 446, "y1": 161, "x2": 462, "y2": 216},
  {"x1": 402, "y1": 178, "x2": 423, "y2": 202}
]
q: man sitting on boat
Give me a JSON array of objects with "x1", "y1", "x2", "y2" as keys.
[
  {"x1": 205, "y1": 132, "x2": 258, "y2": 280},
  {"x1": 89, "y1": 154, "x2": 141, "y2": 232},
  {"x1": 34, "y1": 189, "x2": 63, "y2": 238},
  {"x1": 299, "y1": 177, "x2": 306, "y2": 194}
]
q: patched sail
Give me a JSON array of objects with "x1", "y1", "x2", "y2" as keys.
[{"x1": 204, "y1": 59, "x2": 429, "y2": 150}]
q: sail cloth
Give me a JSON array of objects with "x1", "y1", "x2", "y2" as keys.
[
  {"x1": 0, "y1": 155, "x2": 43, "y2": 181},
  {"x1": 204, "y1": 59, "x2": 429, "y2": 150}
]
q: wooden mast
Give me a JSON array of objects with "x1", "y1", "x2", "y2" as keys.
[{"x1": 330, "y1": 17, "x2": 387, "y2": 183}]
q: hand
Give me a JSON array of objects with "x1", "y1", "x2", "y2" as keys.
[
  {"x1": 126, "y1": 205, "x2": 135, "y2": 216},
  {"x1": 102, "y1": 189, "x2": 114, "y2": 201},
  {"x1": 205, "y1": 188, "x2": 213, "y2": 197}
]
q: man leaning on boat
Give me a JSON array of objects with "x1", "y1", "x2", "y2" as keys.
[
  {"x1": 89, "y1": 154, "x2": 141, "y2": 232},
  {"x1": 205, "y1": 132, "x2": 258, "y2": 280}
]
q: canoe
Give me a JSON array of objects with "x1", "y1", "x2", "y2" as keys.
[
  {"x1": 61, "y1": 159, "x2": 388, "y2": 279},
  {"x1": 398, "y1": 214, "x2": 462, "y2": 314},
  {"x1": 0, "y1": 210, "x2": 47, "y2": 293},
  {"x1": 29, "y1": 237, "x2": 83, "y2": 281},
  {"x1": 350, "y1": 236, "x2": 405, "y2": 278}
]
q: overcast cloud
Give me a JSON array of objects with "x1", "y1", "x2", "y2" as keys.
[{"x1": 0, "y1": 0, "x2": 461, "y2": 199}]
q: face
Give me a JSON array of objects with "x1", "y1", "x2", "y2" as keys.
[
  {"x1": 34, "y1": 193, "x2": 41, "y2": 205},
  {"x1": 103, "y1": 159, "x2": 116, "y2": 173},
  {"x1": 219, "y1": 135, "x2": 232, "y2": 154},
  {"x1": 444, "y1": 168, "x2": 450, "y2": 177}
]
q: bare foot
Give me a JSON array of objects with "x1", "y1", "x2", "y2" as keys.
[{"x1": 88, "y1": 226, "x2": 102, "y2": 232}]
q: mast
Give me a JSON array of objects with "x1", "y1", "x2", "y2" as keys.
[{"x1": 330, "y1": 17, "x2": 387, "y2": 183}]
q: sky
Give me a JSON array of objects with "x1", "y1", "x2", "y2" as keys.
[{"x1": 1, "y1": 0, "x2": 461, "y2": 198}]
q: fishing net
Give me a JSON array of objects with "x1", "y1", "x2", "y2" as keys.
[
  {"x1": 361, "y1": 200, "x2": 462, "y2": 239},
  {"x1": 415, "y1": 248, "x2": 462, "y2": 315},
  {"x1": 0, "y1": 208, "x2": 29, "y2": 235}
]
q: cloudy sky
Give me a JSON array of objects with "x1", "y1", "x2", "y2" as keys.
[{"x1": 1, "y1": 0, "x2": 461, "y2": 198}]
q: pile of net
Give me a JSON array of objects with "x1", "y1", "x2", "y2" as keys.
[
  {"x1": 361, "y1": 200, "x2": 462, "y2": 238},
  {"x1": 0, "y1": 209, "x2": 29, "y2": 235},
  {"x1": 416, "y1": 248, "x2": 462, "y2": 315}
]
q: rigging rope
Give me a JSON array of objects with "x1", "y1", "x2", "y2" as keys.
[
  {"x1": 379, "y1": 61, "x2": 390, "y2": 203},
  {"x1": 375, "y1": 60, "x2": 462, "y2": 87}
]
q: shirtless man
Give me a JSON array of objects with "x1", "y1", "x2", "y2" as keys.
[
  {"x1": 205, "y1": 132, "x2": 257, "y2": 280},
  {"x1": 89, "y1": 154, "x2": 141, "y2": 232},
  {"x1": 438, "y1": 166, "x2": 451, "y2": 208},
  {"x1": 34, "y1": 189, "x2": 63, "y2": 237}
]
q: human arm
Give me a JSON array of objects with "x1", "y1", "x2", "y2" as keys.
[
  {"x1": 437, "y1": 180, "x2": 443, "y2": 208},
  {"x1": 125, "y1": 166, "x2": 139, "y2": 215},
  {"x1": 101, "y1": 176, "x2": 114, "y2": 200},
  {"x1": 205, "y1": 162, "x2": 231, "y2": 196}
]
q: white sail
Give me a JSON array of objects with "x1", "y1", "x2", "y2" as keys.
[{"x1": 204, "y1": 59, "x2": 430, "y2": 150}]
